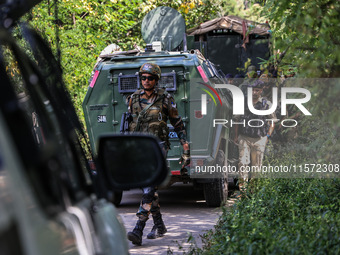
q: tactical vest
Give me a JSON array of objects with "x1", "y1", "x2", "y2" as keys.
[
  {"x1": 239, "y1": 98, "x2": 270, "y2": 138},
  {"x1": 129, "y1": 89, "x2": 170, "y2": 146}
]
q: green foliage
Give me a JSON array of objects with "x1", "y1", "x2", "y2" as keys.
[
  {"x1": 24, "y1": 0, "x2": 237, "y2": 122},
  {"x1": 250, "y1": 0, "x2": 340, "y2": 78},
  {"x1": 183, "y1": 178, "x2": 340, "y2": 255},
  {"x1": 26, "y1": 0, "x2": 147, "y2": 120},
  {"x1": 183, "y1": 113, "x2": 340, "y2": 254}
]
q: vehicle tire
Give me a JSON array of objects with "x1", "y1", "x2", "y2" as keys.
[
  {"x1": 109, "y1": 191, "x2": 123, "y2": 207},
  {"x1": 203, "y1": 150, "x2": 228, "y2": 207}
]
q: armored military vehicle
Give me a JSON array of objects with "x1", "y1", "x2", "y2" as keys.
[{"x1": 83, "y1": 6, "x2": 235, "y2": 207}]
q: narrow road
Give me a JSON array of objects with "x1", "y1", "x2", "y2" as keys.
[{"x1": 116, "y1": 183, "x2": 226, "y2": 254}]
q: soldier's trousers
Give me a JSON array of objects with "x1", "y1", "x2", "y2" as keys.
[
  {"x1": 238, "y1": 134, "x2": 267, "y2": 182},
  {"x1": 136, "y1": 141, "x2": 167, "y2": 222},
  {"x1": 136, "y1": 187, "x2": 161, "y2": 222}
]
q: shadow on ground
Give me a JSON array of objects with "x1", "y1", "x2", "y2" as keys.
[{"x1": 117, "y1": 183, "x2": 234, "y2": 255}]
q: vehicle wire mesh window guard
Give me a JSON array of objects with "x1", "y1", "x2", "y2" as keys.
[
  {"x1": 118, "y1": 72, "x2": 177, "y2": 93},
  {"x1": 159, "y1": 72, "x2": 176, "y2": 92},
  {"x1": 118, "y1": 74, "x2": 140, "y2": 93}
]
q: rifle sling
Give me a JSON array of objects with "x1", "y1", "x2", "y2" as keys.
[{"x1": 135, "y1": 95, "x2": 164, "y2": 131}]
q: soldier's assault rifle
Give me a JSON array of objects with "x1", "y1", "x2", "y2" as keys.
[{"x1": 120, "y1": 112, "x2": 132, "y2": 134}]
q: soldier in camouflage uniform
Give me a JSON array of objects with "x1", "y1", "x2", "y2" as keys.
[
  {"x1": 234, "y1": 80, "x2": 276, "y2": 190},
  {"x1": 126, "y1": 63, "x2": 190, "y2": 246}
]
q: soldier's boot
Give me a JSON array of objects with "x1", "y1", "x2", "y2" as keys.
[
  {"x1": 127, "y1": 220, "x2": 146, "y2": 246},
  {"x1": 147, "y1": 213, "x2": 167, "y2": 239}
]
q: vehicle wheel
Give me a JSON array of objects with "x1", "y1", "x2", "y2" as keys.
[
  {"x1": 203, "y1": 177, "x2": 228, "y2": 207},
  {"x1": 203, "y1": 150, "x2": 228, "y2": 207},
  {"x1": 109, "y1": 191, "x2": 123, "y2": 207}
]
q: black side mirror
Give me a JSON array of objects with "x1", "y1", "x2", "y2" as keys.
[{"x1": 97, "y1": 134, "x2": 169, "y2": 190}]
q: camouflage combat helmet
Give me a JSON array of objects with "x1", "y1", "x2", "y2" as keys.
[{"x1": 139, "y1": 63, "x2": 161, "y2": 80}]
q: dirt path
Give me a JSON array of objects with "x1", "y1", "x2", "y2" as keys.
[{"x1": 117, "y1": 183, "x2": 231, "y2": 254}]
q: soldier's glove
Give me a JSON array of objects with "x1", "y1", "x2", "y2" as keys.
[{"x1": 179, "y1": 150, "x2": 190, "y2": 168}]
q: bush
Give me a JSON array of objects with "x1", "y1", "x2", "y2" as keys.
[{"x1": 186, "y1": 178, "x2": 340, "y2": 255}]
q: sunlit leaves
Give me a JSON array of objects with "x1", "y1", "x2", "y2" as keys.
[
  {"x1": 193, "y1": 179, "x2": 340, "y2": 254},
  {"x1": 25, "y1": 0, "x2": 239, "y2": 120},
  {"x1": 252, "y1": 0, "x2": 340, "y2": 78}
]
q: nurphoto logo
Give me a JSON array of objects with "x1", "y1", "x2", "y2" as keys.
[{"x1": 199, "y1": 83, "x2": 312, "y2": 128}]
